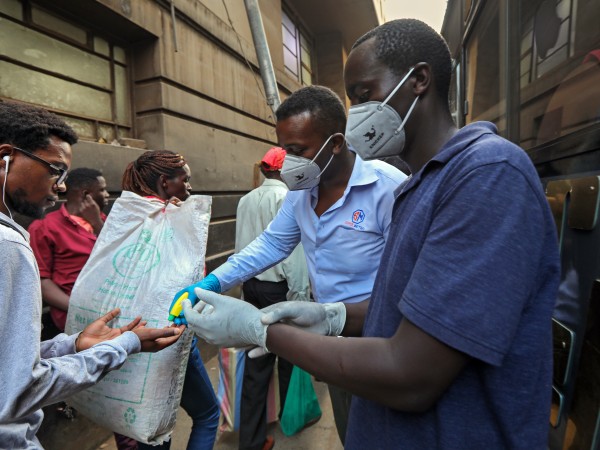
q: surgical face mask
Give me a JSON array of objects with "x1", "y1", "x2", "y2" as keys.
[
  {"x1": 280, "y1": 134, "x2": 338, "y2": 190},
  {"x1": 345, "y1": 67, "x2": 419, "y2": 160}
]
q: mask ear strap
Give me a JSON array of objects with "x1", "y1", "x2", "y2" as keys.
[
  {"x1": 380, "y1": 67, "x2": 415, "y2": 109},
  {"x1": 311, "y1": 133, "x2": 337, "y2": 163},
  {"x1": 313, "y1": 133, "x2": 341, "y2": 179},
  {"x1": 395, "y1": 96, "x2": 419, "y2": 134},
  {"x1": 318, "y1": 153, "x2": 335, "y2": 177}
]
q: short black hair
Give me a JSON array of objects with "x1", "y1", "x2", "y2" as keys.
[
  {"x1": 353, "y1": 19, "x2": 452, "y2": 102},
  {"x1": 67, "y1": 168, "x2": 103, "y2": 191},
  {"x1": 259, "y1": 165, "x2": 279, "y2": 179},
  {"x1": 0, "y1": 101, "x2": 78, "y2": 152},
  {"x1": 275, "y1": 85, "x2": 346, "y2": 138}
]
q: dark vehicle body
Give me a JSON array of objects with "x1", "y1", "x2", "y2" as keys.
[{"x1": 441, "y1": 1, "x2": 600, "y2": 448}]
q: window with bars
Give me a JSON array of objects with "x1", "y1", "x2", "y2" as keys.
[
  {"x1": 281, "y1": 9, "x2": 313, "y2": 86},
  {"x1": 0, "y1": 0, "x2": 131, "y2": 142}
]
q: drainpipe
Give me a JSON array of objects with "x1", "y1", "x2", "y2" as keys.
[{"x1": 244, "y1": 0, "x2": 281, "y2": 114}]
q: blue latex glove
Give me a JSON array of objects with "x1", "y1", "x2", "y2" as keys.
[{"x1": 169, "y1": 273, "x2": 221, "y2": 325}]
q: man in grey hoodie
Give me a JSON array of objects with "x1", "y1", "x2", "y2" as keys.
[{"x1": 0, "y1": 101, "x2": 184, "y2": 449}]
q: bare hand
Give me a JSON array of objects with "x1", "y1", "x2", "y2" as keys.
[
  {"x1": 77, "y1": 194, "x2": 102, "y2": 223},
  {"x1": 76, "y1": 308, "x2": 183, "y2": 352},
  {"x1": 167, "y1": 196, "x2": 183, "y2": 207},
  {"x1": 133, "y1": 324, "x2": 185, "y2": 352}
]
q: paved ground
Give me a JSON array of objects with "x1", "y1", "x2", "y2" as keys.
[{"x1": 97, "y1": 344, "x2": 343, "y2": 450}]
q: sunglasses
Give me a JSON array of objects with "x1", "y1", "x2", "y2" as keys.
[{"x1": 13, "y1": 146, "x2": 68, "y2": 186}]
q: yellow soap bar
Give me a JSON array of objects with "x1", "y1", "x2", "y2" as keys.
[{"x1": 170, "y1": 291, "x2": 189, "y2": 317}]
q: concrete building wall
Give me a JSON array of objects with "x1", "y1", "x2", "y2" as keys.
[
  {"x1": 315, "y1": 32, "x2": 349, "y2": 107},
  {"x1": 6, "y1": 0, "x2": 378, "y2": 273},
  {"x1": 3, "y1": 0, "x2": 380, "y2": 270}
]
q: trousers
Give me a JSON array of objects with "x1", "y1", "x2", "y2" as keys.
[
  {"x1": 239, "y1": 278, "x2": 293, "y2": 450},
  {"x1": 327, "y1": 383, "x2": 353, "y2": 445}
]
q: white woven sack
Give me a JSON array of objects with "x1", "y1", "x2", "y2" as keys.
[{"x1": 65, "y1": 191, "x2": 211, "y2": 444}]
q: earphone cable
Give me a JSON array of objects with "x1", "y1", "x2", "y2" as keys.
[{"x1": 2, "y1": 173, "x2": 13, "y2": 220}]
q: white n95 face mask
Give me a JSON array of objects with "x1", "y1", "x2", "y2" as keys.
[
  {"x1": 280, "y1": 134, "x2": 338, "y2": 190},
  {"x1": 345, "y1": 67, "x2": 419, "y2": 160}
]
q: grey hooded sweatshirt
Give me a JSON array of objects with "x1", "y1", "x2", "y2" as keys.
[{"x1": 0, "y1": 212, "x2": 140, "y2": 449}]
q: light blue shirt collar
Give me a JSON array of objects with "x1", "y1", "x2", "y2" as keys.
[{"x1": 309, "y1": 154, "x2": 378, "y2": 204}]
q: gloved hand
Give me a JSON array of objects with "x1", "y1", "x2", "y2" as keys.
[
  {"x1": 247, "y1": 301, "x2": 346, "y2": 358},
  {"x1": 168, "y1": 273, "x2": 221, "y2": 325},
  {"x1": 182, "y1": 288, "x2": 268, "y2": 349},
  {"x1": 262, "y1": 301, "x2": 346, "y2": 335}
]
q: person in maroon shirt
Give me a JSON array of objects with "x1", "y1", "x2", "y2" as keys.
[
  {"x1": 29, "y1": 167, "x2": 109, "y2": 331},
  {"x1": 29, "y1": 167, "x2": 141, "y2": 450}
]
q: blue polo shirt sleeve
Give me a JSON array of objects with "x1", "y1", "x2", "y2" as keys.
[
  {"x1": 400, "y1": 161, "x2": 548, "y2": 366},
  {"x1": 380, "y1": 186, "x2": 397, "y2": 245},
  {"x1": 213, "y1": 193, "x2": 302, "y2": 291}
]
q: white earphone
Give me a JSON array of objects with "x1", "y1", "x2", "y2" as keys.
[{"x1": 2, "y1": 155, "x2": 13, "y2": 219}]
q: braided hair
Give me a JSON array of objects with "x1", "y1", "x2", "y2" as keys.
[{"x1": 122, "y1": 150, "x2": 186, "y2": 197}]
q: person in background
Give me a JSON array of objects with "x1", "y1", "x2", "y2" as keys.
[
  {"x1": 29, "y1": 168, "x2": 138, "y2": 449},
  {"x1": 181, "y1": 19, "x2": 561, "y2": 449},
  {"x1": 236, "y1": 146, "x2": 310, "y2": 450},
  {"x1": 122, "y1": 150, "x2": 220, "y2": 450},
  {"x1": 172, "y1": 85, "x2": 407, "y2": 445},
  {"x1": 0, "y1": 101, "x2": 182, "y2": 450},
  {"x1": 29, "y1": 168, "x2": 109, "y2": 333}
]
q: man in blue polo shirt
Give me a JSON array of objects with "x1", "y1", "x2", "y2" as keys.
[
  {"x1": 173, "y1": 85, "x2": 406, "y2": 447},
  {"x1": 180, "y1": 19, "x2": 561, "y2": 449}
]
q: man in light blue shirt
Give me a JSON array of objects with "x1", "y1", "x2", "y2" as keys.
[
  {"x1": 214, "y1": 148, "x2": 402, "y2": 306},
  {"x1": 174, "y1": 85, "x2": 406, "y2": 445}
]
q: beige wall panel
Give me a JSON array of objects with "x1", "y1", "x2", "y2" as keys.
[
  {"x1": 258, "y1": 0, "x2": 285, "y2": 74},
  {"x1": 157, "y1": 14, "x2": 275, "y2": 123},
  {"x1": 96, "y1": 0, "x2": 163, "y2": 36},
  {"x1": 71, "y1": 141, "x2": 147, "y2": 191},
  {"x1": 131, "y1": 1, "x2": 297, "y2": 109},
  {"x1": 175, "y1": 0, "x2": 286, "y2": 79},
  {"x1": 200, "y1": 0, "x2": 253, "y2": 42},
  {"x1": 132, "y1": 40, "x2": 162, "y2": 82},
  {"x1": 171, "y1": 0, "x2": 292, "y2": 94},
  {"x1": 315, "y1": 32, "x2": 347, "y2": 102},
  {"x1": 134, "y1": 82, "x2": 163, "y2": 113},
  {"x1": 134, "y1": 81, "x2": 276, "y2": 143},
  {"x1": 172, "y1": 0, "x2": 256, "y2": 64},
  {"x1": 135, "y1": 113, "x2": 168, "y2": 151},
  {"x1": 159, "y1": 115, "x2": 272, "y2": 192}
]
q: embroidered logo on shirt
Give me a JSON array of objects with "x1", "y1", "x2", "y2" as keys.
[
  {"x1": 352, "y1": 209, "x2": 365, "y2": 224},
  {"x1": 344, "y1": 209, "x2": 367, "y2": 231}
]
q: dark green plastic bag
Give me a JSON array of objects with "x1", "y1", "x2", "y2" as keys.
[{"x1": 280, "y1": 366, "x2": 322, "y2": 436}]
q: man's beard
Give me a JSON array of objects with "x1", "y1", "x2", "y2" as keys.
[{"x1": 11, "y1": 188, "x2": 46, "y2": 219}]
